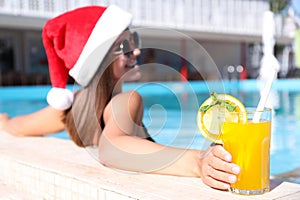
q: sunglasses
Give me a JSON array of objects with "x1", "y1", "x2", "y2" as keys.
[{"x1": 114, "y1": 31, "x2": 141, "y2": 58}]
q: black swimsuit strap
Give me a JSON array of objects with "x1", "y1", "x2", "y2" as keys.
[{"x1": 142, "y1": 124, "x2": 155, "y2": 143}]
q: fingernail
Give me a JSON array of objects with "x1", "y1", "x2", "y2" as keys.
[
  {"x1": 232, "y1": 166, "x2": 240, "y2": 174},
  {"x1": 225, "y1": 154, "x2": 232, "y2": 162},
  {"x1": 228, "y1": 175, "x2": 237, "y2": 183},
  {"x1": 223, "y1": 183, "x2": 230, "y2": 189}
]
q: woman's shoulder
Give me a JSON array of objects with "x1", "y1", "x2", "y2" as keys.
[
  {"x1": 104, "y1": 91, "x2": 143, "y2": 120},
  {"x1": 112, "y1": 90, "x2": 143, "y2": 112},
  {"x1": 112, "y1": 90, "x2": 142, "y2": 103}
]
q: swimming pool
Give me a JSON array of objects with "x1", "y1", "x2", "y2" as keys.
[{"x1": 0, "y1": 79, "x2": 300, "y2": 178}]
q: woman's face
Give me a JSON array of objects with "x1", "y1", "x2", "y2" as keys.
[{"x1": 112, "y1": 30, "x2": 142, "y2": 82}]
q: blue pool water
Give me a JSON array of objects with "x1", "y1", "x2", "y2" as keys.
[{"x1": 0, "y1": 79, "x2": 300, "y2": 177}]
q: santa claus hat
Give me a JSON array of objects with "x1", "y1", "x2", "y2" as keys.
[{"x1": 42, "y1": 5, "x2": 132, "y2": 110}]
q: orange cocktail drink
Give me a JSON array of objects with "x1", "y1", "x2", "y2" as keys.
[
  {"x1": 221, "y1": 108, "x2": 272, "y2": 195},
  {"x1": 197, "y1": 93, "x2": 272, "y2": 195}
]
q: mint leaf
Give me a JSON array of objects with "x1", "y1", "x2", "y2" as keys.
[
  {"x1": 200, "y1": 101, "x2": 218, "y2": 112},
  {"x1": 220, "y1": 100, "x2": 226, "y2": 107},
  {"x1": 225, "y1": 102, "x2": 236, "y2": 112},
  {"x1": 199, "y1": 105, "x2": 212, "y2": 112},
  {"x1": 211, "y1": 92, "x2": 218, "y2": 101},
  {"x1": 200, "y1": 93, "x2": 237, "y2": 113}
]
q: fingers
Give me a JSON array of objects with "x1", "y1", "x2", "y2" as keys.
[
  {"x1": 201, "y1": 170, "x2": 231, "y2": 190},
  {"x1": 208, "y1": 156, "x2": 240, "y2": 176},
  {"x1": 209, "y1": 145, "x2": 240, "y2": 174},
  {"x1": 0, "y1": 113, "x2": 10, "y2": 130},
  {"x1": 211, "y1": 143, "x2": 232, "y2": 162},
  {"x1": 199, "y1": 145, "x2": 240, "y2": 190}
]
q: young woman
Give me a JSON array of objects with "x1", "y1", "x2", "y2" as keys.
[{"x1": 0, "y1": 5, "x2": 240, "y2": 190}]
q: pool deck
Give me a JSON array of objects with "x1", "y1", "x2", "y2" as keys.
[{"x1": 0, "y1": 130, "x2": 300, "y2": 200}]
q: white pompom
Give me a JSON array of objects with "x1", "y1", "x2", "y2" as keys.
[{"x1": 47, "y1": 88, "x2": 74, "y2": 110}]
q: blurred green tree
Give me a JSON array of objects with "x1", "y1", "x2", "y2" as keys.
[{"x1": 270, "y1": 0, "x2": 290, "y2": 14}]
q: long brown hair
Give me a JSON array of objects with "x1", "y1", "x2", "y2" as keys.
[{"x1": 64, "y1": 55, "x2": 115, "y2": 147}]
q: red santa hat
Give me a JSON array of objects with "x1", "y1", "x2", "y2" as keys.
[{"x1": 42, "y1": 5, "x2": 132, "y2": 110}]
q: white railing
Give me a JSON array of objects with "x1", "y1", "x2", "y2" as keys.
[
  {"x1": 0, "y1": 0, "x2": 288, "y2": 38},
  {"x1": 128, "y1": 0, "x2": 270, "y2": 36},
  {"x1": 0, "y1": 0, "x2": 103, "y2": 17}
]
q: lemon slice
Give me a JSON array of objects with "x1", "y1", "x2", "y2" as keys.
[{"x1": 196, "y1": 93, "x2": 247, "y2": 143}]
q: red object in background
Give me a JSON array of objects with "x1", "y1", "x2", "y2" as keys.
[
  {"x1": 240, "y1": 66, "x2": 247, "y2": 80},
  {"x1": 181, "y1": 39, "x2": 188, "y2": 82},
  {"x1": 180, "y1": 65, "x2": 188, "y2": 82},
  {"x1": 240, "y1": 42, "x2": 247, "y2": 80}
]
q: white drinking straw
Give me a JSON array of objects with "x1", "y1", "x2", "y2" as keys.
[{"x1": 252, "y1": 69, "x2": 276, "y2": 123}]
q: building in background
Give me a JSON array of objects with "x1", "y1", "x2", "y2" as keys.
[{"x1": 0, "y1": 0, "x2": 295, "y2": 85}]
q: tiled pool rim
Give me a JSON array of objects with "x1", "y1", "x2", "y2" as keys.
[{"x1": 0, "y1": 131, "x2": 300, "y2": 200}]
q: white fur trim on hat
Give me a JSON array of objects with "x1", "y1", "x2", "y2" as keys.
[
  {"x1": 47, "y1": 87, "x2": 74, "y2": 110},
  {"x1": 69, "y1": 5, "x2": 133, "y2": 87}
]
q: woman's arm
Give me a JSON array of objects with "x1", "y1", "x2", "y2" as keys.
[
  {"x1": 0, "y1": 106, "x2": 65, "y2": 136},
  {"x1": 98, "y1": 91, "x2": 240, "y2": 190}
]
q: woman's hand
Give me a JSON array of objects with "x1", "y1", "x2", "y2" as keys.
[
  {"x1": 0, "y1": 113, "x2": 9, "y2": 131},
  {"x1": 199, "y1": 144, "x2": 240, "y2": 190}
]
